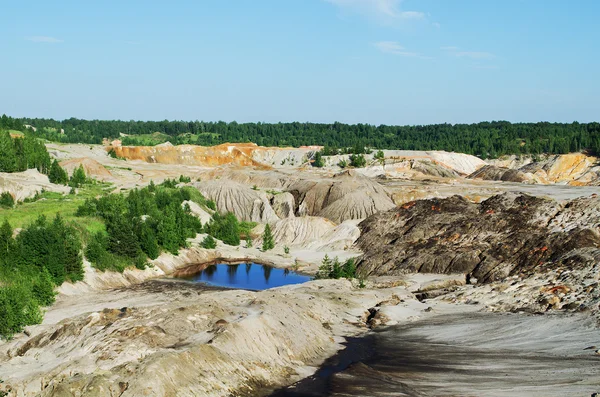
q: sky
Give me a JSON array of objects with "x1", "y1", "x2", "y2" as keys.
[{"x1": 1, "y1": 0, "x2": 599, "y2": 125}]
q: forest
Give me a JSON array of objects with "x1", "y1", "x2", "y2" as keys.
[{"x1": 2, "y1": 114, "x2": 599, "y2": 158}]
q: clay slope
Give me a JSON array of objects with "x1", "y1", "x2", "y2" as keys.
[
  {"x1": 356, "y1": 192, "x2": 600, "y2": 283},
  {"x1": 110, "y1": 142, "x2": 316, "y2": 169},
  {"x1": 193, "y1": 180, "x2": 279, "y2": 223},
  {"x1": 271, "y1": 217, "x2": 360, "y2": 250},
  {"x1": 287, "y1": 170, "x2": 395, "y2": 223},
  {"x1": 0, "y1": 169, "x2": 70, "y2": 201},
  {"x1": 59, "y1": 157, "x2": 113, "y2": 181}
]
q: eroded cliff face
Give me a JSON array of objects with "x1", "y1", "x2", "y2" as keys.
[
  {"x1": 110, "y1": 142, "x2": 315, "y2": 169},
  {"x1": 356, "y1": 192, "x2": 600, "y2": 284}
]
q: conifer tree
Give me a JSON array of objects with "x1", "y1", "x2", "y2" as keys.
[
  {"x1": 48, "y1": 160, "x2": 68, "y2": 185},
  {"x1": 262, "y1": 223, "x2": 275, "y2": 251}
]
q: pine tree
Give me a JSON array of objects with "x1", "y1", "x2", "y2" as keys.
[
  {"x1": 48, "y1": 160, "x2": 68, "y2": 185},
  {"x1": 0, "y1": 219, "x2": 13, "y2": 254},
  {"x1": 140, "y1": 222, "x2": 160, "y2": 259},
  {"x1": 312, "y1": 151, "x2": 324, "y2": 167},
  {"x1": 69, "y1": 165, "x2": 87, "y2": 188},
  {"x1": 0, "y1": 130, "x2": 17, "y2": 172},
  {"x1": 262, "y1": 223, "x2": 275, "y2": 251}
]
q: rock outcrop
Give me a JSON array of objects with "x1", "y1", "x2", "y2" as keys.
[{"x1": 356, "y1": 192, "x2": 600, "y2": 284}]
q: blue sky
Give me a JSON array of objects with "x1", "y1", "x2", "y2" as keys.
[{"x1": 1, "y1": 0, "x2": 598, "y2": 125}]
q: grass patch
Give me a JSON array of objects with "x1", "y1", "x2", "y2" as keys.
[{"x1": 0, "y1": 182, "x2": 112, "y2": 235}]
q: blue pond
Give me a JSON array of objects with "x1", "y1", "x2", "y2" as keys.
[{"x1": 181, "y1": 263, "x2": 311, "y2": 291}]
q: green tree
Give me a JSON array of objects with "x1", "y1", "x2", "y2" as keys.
[
  {"x1": 262, "y1": 223, "x2": 275, "y2": 251},
  {"x1": 0, "y1": 219, "x2": 13, "y2": 254},
  {"x1": 312, "y1": 151, "x2": 324, "y2": 167},
  {"x1": 69, "y1": 165, "x2": 87, "y2": 188},
  {"x1": 0, "y1": 192, "x2": 14, "y2": 208},
  {"x1": 201, "y1": 234, "x2": 217, "y2": 249},
  {"x1": 349, "y1": 154, "x2": 366, "y2": 168},
  {"x1": 0, "y1": 130, "x2": 17, "y2": 172},
  {"x1": 48, "y1": 160, "x2": 69, "y2": 185}
]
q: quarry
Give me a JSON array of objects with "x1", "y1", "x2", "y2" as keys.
[{"x1": 1, "y1": 141, "x2": 600, "y2": 397}]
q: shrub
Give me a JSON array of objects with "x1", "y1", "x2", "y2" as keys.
[
  {"x1": 0, "y1": 192, "x2": 14, "y2": 208},
  {"x1": 312, "y1": 151, "x2": 324, "y2": 167},
  {"x1": 201, "y1": 235, "x2": 217, "y2": 249},
  {"x1": 349, "y1": 154, "x2": 366, "y2": 168},
  {"x1": 337, "y1": 159, "x2": 348, "y2": 169},
  {"x1": 179, "y1": 175, "x2": 191, "y2": 183}
]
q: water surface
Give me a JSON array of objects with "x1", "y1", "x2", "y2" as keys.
[{"x1": 179, "y1": 263, "x2": 310, "y2": 291}]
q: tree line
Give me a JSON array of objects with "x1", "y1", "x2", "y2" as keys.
[
  {"x1": 3, "y1": 114, "x2": 599, "y2": 158},
  {"x1": 0, "y1": 130, "x2": 50, "y2": 174}
]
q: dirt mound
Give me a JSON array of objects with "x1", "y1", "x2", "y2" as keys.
[
  {"x1": 59, "y1": 157, "x2": 113, "y2": 181},
  {"x1": 356, "y1": 192, "x2": 600, "y2": 284},
  {"x1": 287, "y1": 170, "x2": 395, "y2": 223},
  {"x1": 193, "y1": 180, "x2": 279, "y2": 223},
  {"x1": 468, "y1": 164, "x2": 530, "y2": 183}
]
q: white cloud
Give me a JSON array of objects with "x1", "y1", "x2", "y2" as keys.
[
  {"x1": 374, "y1": 41, "x2": 430, "y2": 59},
  {"x1": 25, "y1": 36, "x2": 63, "y2": 43},
  {"x1": 432, "y1": 22, "x2": 441, "y2": 28},
  {"x1": 440, "y1": 46, "x2": 459, "y2": 51},
  {"x1": 325, "y1": 0, "x2": 425, "y2": 23}
]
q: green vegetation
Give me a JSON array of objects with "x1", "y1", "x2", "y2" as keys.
[
  {"x1": 3, "y1": 114, "x2": 600, "y2": 158},
  {"x1": 262, "y1": 223, "x2": 275, "y2": 251},
  {"x1": 0, "y1": 193, "x2": 14, "y2": 209},
  {"x1": 374, "y1": 150, "x2": 385, "y2": 164},
  {"x1": 204, "y1": 212, "x2": 240, "y2": 246},
  {"x1": 0, "y1": 130, "x2": 50, "y2": 174},
  {"x1": 201, "y1": 235, "x2": 217, "y2": 249},
  {"x1": 349, "y1": 153, "x2": 366, "y2": 168},
  {"x1": 315, "y1": 255, "x2": 358, "y2": 280},
  {"x1": 312, "y1": 150, "x2": 324, "y2": 167},
  {"x1": 76, "y1": 185, "x2": 203, "y2": 270},
  {"x1": 48, "y1": 160, "x2": 69, "y2": 185},
  {"x1": 0, "y1": 215, "x2": 83, "y2": 338},
  {"x1": 69, "y1": 165, "x2": 87, "y2": 188}
]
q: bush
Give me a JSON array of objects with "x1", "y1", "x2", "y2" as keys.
[
  {"x1": 312, "y1": 151, "x2": 324, "y2": 167},
  {"x1": 205, "y1": 212, "x2": 240, "y2": 246},
  {"x1": 201, "y1": 235, "x2": 217, "y2": 249},
  {"x1": 349, "y1": 154, "x2": 366, "y2": 168},
  {"x1": 0, "y1": 192, "x2": 14, "y2": 208},
  {"x1": 179, "y1": 175, "x2": 191, "y2": 183},
  {"x1": 337, "y1": 159, "x2": 348, "y2": 169}
]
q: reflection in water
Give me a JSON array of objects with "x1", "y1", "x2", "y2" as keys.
[{"x1": 180, "y1": 263, "x2": 310, "y2": 291}]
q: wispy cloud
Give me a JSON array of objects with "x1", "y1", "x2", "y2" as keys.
[
  {"x1": 325, "y1": 0, "x2": 425, "y2": 23},
  {"x1": 374, "y1": 41, "x2": 430, "y2": 59},
  {"x1": 25, "y1": 36, "x2": 63, "y2": 43},
  {"x1": 441, "y1": 46, "x2": 495, "y2": 59}
]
